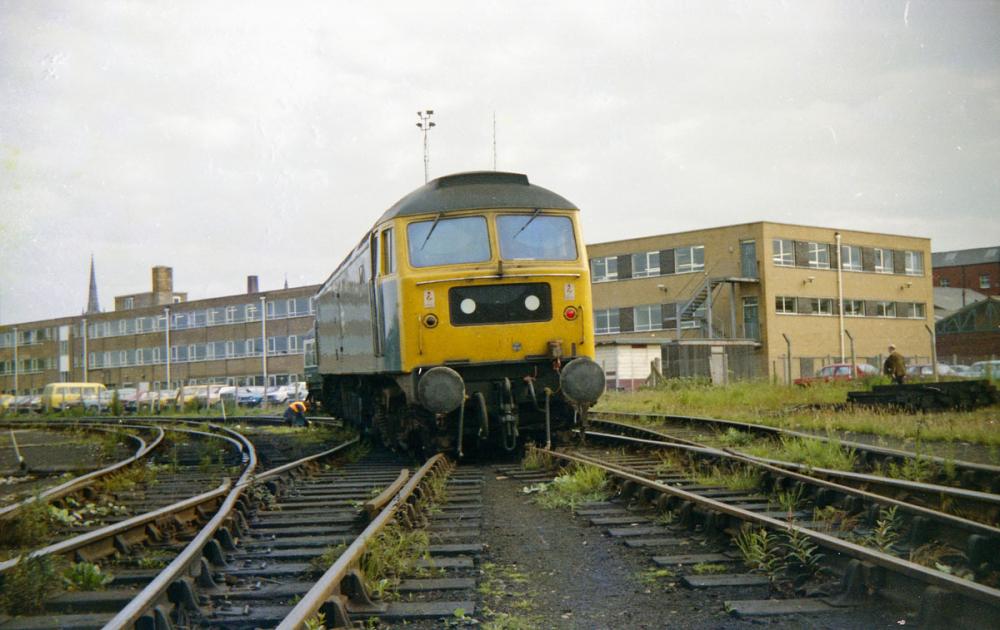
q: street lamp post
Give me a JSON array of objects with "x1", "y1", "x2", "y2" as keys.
[
  {"x1": 12, "y1": 326, "x2": 18, "y2": 413},
  {"x1": 416, "y1": 110, "x2": 435, "y2": 183},
  {"x1": 164, "y1": 307, "x2": 171, "y2": 391},
  {"x1": 260, "y1": 296, "x2": 268, "y2": 392}
]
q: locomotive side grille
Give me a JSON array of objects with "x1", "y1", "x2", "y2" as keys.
[{"x1": 448, "y1": 283, "x2": 552, "y2": 326}]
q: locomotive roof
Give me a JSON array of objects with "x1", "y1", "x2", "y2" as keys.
[{"x1": 377, "y1": 171, "x2": 577, "y2": 223}]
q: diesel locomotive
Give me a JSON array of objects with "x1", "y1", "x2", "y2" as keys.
[{"x1": 309, "y1": 171, "x2": 605, "y2": 455}]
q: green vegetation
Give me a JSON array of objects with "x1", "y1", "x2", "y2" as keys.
[
  {"x1": 638, "y1": 567, "x2": 676, "y2": 585},
  {"x1": 740, "y1": 435, "x2": 857, "y2": 471},
  {"x1": 62, "y1": 561, "x2": 113, "y2": 591},
  {"x1": 96, "y1": 463, "x2": 158, "y2": 494},
  {"x1": 812, "y1": 505, "x2": 860, "y2": 532},
  {"x1": 691, "y1": 562, "x2": 727, "y2": 575},
  {"x1": 303, "y1": 612, "x2": 326, "y2": 630},
  {"x1": 521, "y1": 447, "x2": 551, "y2": 471},
  {"x1": 596, "y1": 379, "x2": 1000, "y2": 447},
  {"x1": 772, "y1": 485, "x2": 806, "y2": 514},
  {"x1": 360, "y1": 523, "x2": 430, "y2": 599},
  {"x1": 478, "y1": 561, "x2": 541, "y2": 630},
  {"x1": 694, "y1": 465, "x2": 761, "y2": 492},
  {"x1": 734, "y1": 525, "x2": 783, "y2": 580},
  {"x1": 867, "y1": 506, "x2": 902, "y2": 553},
  {"x1": 533, "y1": 464, "x2": 609, "y2": 510},
  {"x1": 0, "y1": 555, "x2": 60, "y2": 614},
  {"x1": 0, "y1": 499, "x2": 53, "y2": 549},
  {"x1": 310, "y1": 542, "x2": 348, "y2": 571}
]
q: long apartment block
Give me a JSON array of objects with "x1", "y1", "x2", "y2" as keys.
[{"x1": 0, "y1": 267, "x2": 319, "y2": 394}]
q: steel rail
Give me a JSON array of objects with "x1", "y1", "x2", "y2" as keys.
[
  {"x1": 102, "y1": 431, "x2": 359, "y2": 629},
  {"x1": 592, "y1": 410, "x2": 1000, "y2": 479},
  {"x1": 102, "y1": 426, "x2": 258, "y2": 630},
  {"x1": 584, "y1": 428, "x2": 1000, "y2": 545},
  {"x1": 542, "y1": 445, "x2": 1000, "y2": 610},
  {"x1": 0, "y1": 424, "x2": 163, "y2": 520},
  {"x1": 363, "y1": 469, "x2": 411, "y2": 520},
  {"x1": 276, "y1": 453, "x2": 449, "y2": 630},
  {"x1": 591, "y1": 417, "x2": 1000, "y2": 525},
  {"x1": 0, "y1": 480, "x2": 230, "y2": 574}
]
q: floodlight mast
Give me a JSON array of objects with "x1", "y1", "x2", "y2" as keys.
[{"x1": 416, "y1": 109, "x2": 436, "y2": 183}]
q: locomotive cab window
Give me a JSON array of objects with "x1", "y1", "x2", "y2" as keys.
[
  {"x1": 497, "y1": 214, "x2": 577, "y2": 261},
  {"x1": 407, "y1": 215, "x2": 490, "y2": 267}
]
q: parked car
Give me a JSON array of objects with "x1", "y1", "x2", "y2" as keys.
[
  {"x1": 113, "y1": 387, "x2": 139, "y2": 412},
  {"x1": 265, "y1": 382, "x2": 310, "y2": 405},
  {"x1": 82, "y1": 389, "x2": 115, "y2": 414},
  {"x1": 949, "y1": 364, "x2": 973, "y2": 377},
  {"x1": 236, "y1": 386, "x2": 264, "y2": 407},
  {"x1": 40, "y1": 382, "x2": 109, "y2": 412},
  {"x1": 0, "y1": 394, "x2": 12, "y2": 413},
  {"x1": 175, "y1": 384, "x2": 225, "y2": 409},
  {"x1": 968, "y1": 360, "x2": 1000, "y2": 379},
  {"x1": 906, "y1": 364, "x2": 954, "y2": 378},
  {"x1": 794, "y1": 363, "x2": 877, "y2": 386}
]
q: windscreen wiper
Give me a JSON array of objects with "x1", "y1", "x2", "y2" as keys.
[
  {"x1": 510, "y1": 208, "x2": 541, "y2": 239},
  {"x1": 420, "y1": 212, "x2": 443, "y2": 250}
]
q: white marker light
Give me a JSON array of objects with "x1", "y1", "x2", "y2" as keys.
[
  {"x1": 524, "y1": 295, "x2": 541, "y2": 311},
  {"x1": 460, "y1": 298, "x2": 477, "y2": 314}
]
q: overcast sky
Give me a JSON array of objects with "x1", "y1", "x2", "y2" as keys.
[{"x1": 2, "y1": 1, "x2": 999, "y2": 325}]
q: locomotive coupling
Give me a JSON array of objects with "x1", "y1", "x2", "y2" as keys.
[
  {"x1": 559, "y1": 357, "x2": 606, "y2": 406},
  {"x1": 418, "y1": 366, "x2": 466, "y2": 414}
]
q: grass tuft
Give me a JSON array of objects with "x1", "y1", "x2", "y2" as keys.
[{"x1": 533, "y1": 464, "x2": 609, "y2": 510}]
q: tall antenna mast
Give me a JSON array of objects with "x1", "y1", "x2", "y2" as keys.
[
  {"x1": 416, "y1": 110, "x2": 435, "y2": 183},
  {"x1": 492, "y1": 111, "x2": 497, "y2": 170}
]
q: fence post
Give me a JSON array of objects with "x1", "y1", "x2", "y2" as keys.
[
  {"x1": 782, "y1": 333, "x2": 792, "y2": 385},
  {"x1": 924, "y1": 324, "x2": 938, "y2": 383}
]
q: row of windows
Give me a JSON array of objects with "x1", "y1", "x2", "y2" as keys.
[
  {"x1": 591, "y1": 245, "x2": 705, "y2": 282},
  {"x1": 0, "y1": 358, "x2": 55, "y2": 375},
  {"x1": 0, "y1": 328, "x2": 56, "y2": 348},
  {"x1": 593, "y1": 305, "x2": 703, "y2": 335},
  {"x1": 774, "y1": 296, "x2": 927, "y2": 319},
  {"x1": 772, "y1": 239, "x2": 924, "y2": 275},
  {"x1": 938, "y1": 274, "x2": 992, "y2": 290},
  {"x1": 86, "y1": 335, "x2": 306, "y2": 369},
  {"x1": 83, "y1": 298, "x2": 315, "y2": 340}
]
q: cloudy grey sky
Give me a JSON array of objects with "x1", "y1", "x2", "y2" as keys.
[{"x1": 2, "y1": 1, "x2": 998, "y2": 325}]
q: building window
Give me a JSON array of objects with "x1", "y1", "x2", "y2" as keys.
[
  {"x1": 225, "y1": 306, "x2": 237, "y2": 322},
  {"x1": 676, "y1": 245, "x2": 705, "y2": 273},
  {"x1": 594, "y1": 308, "x2": 620, "y2": 334},
  {"x1": 874, "y1": 248, "x2": 893, "y2": 274},
  {"x1": 981, "y1": 274, "x2": 992, "y2": 289},
  {"x1": 119, "y1": 350, "x2": 128, "y2": 365},
  {"x1": 123, "y1": 297, "x2": 134, "y2": 310},
  {"x1": 633, "y1": 304, "x2": 663, "y2": 331},
  {"x1": 807, "y1": 242, "x2": 830, "y2": 269},
  {"x1": 912, "y1": 303, "x2": 926, "y2": 319},
  {"x1": 875, "y1": 301, "x2": 896, "y2": 318},
  {"x1": 939, "y1": 278, "x2": 950, "y2": 287},
  {"x1": 226, "y1": 341, "x2": 235, "y2": 357},
  {"x1": 266, "y1": 301, "x2": 275, "y2": 317},
  {"x1": 772, "y1": 239, "x2": 794, "y2": 267},
  {"x1": 246, "y1": 304, "x2": 257, "y2": 321},
  {"x1": 775, "y1": 296, "x2": 796, "y2": 314},
  {"x1": 152, "y1": 347, "x2": 160, "y2": 362},
  {"x1": 631, "y1": 251, "x2": 660, "y2": 278},
  {"x1": 288, "y1": 335, "x2": 298, "y2": 352},
  {"x1": 809, "y1": 298, "x2": 833, "y2": 315},
  {"x1": 287, "y1": 299, "x2": 297, "y2": 316},
  {"x1": 843, "y1": 299, "x2": 864, "y2": 317},
  {"x1": 591, "y1": 257, "x2": 618, "y2": 282},
  {"x1": 841, "y1": 245, "x2": 862, "y2": 272},
  {"x1": 904, "y1": 251, "x2": 924, "y2": 276}
]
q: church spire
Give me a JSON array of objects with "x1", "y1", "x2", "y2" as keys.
[{"x1": 85, "y1": 254, "x2": 101, "y2": 314}]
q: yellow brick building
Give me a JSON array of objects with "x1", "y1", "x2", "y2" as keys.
[{"x1": 587, "y1": 221, "x2": 933, "y2": 381}]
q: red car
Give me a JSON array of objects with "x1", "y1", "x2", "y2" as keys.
[{"x1": 794, "y1": 363, "x2": 877, "y2": 386}]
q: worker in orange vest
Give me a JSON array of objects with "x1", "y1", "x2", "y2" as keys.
[{"x1": 284, "y1": 400, "x2": 308, "y2": 426}]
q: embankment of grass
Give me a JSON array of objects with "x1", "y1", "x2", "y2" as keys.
[{"x1": 595, "y1": 380, "x2": 1000, "y2": 448}]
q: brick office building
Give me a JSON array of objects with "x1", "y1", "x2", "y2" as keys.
[{"x1": 932, "y1": 247, "x2": 999, "y2": 296}]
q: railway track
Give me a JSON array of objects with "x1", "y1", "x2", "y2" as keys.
[
  {"x1": 530, "y1": 423, "x2": 1000, "y2": 626},
  {"x1": 0, "y1": 418, "x2": 483, "y2": 629},
  {"x1": 591, "y1": 409, "x2": 1000, "y2": 494}
]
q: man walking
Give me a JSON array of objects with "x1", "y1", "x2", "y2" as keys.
[{"x1": 883, "y1": 344, "x2": 906, "y2": 385}]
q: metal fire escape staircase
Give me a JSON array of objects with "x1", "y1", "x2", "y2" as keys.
[{"x1": 676, "y1": 275, "x2": 760, "y2": 340}]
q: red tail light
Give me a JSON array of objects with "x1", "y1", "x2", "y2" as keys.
[{"x1": 564, "y1": 306, "x2": 578, "y2": 320}]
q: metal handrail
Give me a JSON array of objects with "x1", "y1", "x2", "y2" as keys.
[
  {"x1": 0, "y1": 425, "x2": 164, "y2": 520},
  {"x1": 276, "y1": 453, "x2": 447, "y2": 630},
  {"x1": 102, "y1": 427, "x2": 258, "y2": 629},
  {"x1": 543, "y1": 445, "x2": 1000, "y2": 608}
]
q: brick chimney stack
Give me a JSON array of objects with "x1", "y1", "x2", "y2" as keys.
[{"x1": 247, "y1": 275, "x2": 259, "y2": 294}]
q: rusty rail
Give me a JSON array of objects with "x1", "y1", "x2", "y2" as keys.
[
  {"x1": 276, "y1": 453, "x2": 451, "y2": 630},
  {"x1": 0, "y1": 423, "x2": 163, "y2": 521},
  {"x1": 540, "y1": 444, "x2": 1000, "y2": 613}
]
